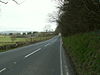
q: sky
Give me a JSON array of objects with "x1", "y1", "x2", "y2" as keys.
[{"x1": 0, "y1": 0, "x2": 58, "y2": 32}]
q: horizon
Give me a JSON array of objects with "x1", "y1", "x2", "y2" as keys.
[{"x1": 0, "y1": 30, "x2": 55, "y2": 33}]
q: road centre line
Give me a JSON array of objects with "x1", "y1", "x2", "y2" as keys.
[
  {"x1": 25, "y1": 48, "x2": 41, "y2": 58},
  {"x1": 44, "y1": 43, "x2": 49, "y2": 47},
  {"x1": 13, "y1": 62, "x2": 17, "y2": 64},
  {"x1": 0, "y1": 68, "x2": 6, "y2": 73}
]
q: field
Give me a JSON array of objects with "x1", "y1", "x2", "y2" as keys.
[
  {"x1": 0, "y1": 35, "x2": 53, "y2": 51},
  {"x1": 0, "y1": 35, "x2": 25, "y2": 46},
  {"x1": 63, "y1": 32, "x2": 100, "y2": 75}
]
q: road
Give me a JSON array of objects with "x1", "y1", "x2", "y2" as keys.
[{"x1": 0, "y1": 36, "x2": 72, "y2": 75}]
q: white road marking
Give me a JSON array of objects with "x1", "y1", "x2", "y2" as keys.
[
  {"x1": 0, "y1": 68, "x2": 6, "y2": 73},
  {"x1": 66, "y1": 72, "x2": 69, "y2": 75},
  {"x1": 25, "y1": 48, "x2": 41, "y2": 58},
  {"x1": 60, "y1": 38, "x2": 63, "y2": 75},
  {"x1": 13, "y1": 62, "x2": 17, "y2": 64},
  {"x1": 44, "y1": 43, "x2": 49, "y2": 47}
]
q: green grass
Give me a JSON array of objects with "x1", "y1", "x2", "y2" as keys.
[
  {"x1": 0, "y1": 36, "x2": 52, "y2": 45},
  {"x1": 0, "y1": 36, "x2": 26, "y2": 46},
  {"x1": 0, "y1": 36, "x2": 25, "y2": 42},
  {"x1": 63, "y1": 32, "x2": 100, "y2": 75},
  {"x1": 0, "y1": 35, "x2": 54, "y2": 51}
]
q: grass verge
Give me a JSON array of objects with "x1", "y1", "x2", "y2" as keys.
[{"x1": 62, "y1": 32, "x2": 100, "y2": 75}]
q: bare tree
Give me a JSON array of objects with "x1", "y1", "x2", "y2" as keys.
[{"x1": 43, "y1": 25, "x2": 52, "y2": 32}]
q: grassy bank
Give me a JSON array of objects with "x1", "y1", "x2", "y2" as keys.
[{"x1": 63, "y1": 32, "x2": 100, "y2": 75}]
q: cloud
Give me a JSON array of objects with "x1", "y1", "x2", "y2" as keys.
[{"x1": 0, "y1": 0, "x2": 57, "y2": 31}]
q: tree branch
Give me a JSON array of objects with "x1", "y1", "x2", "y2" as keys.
[
  {"x1": 0, "y1": 0, "x2": 25, "y2": 5},
  {"x1": 0, "y1": 0, "x2": 8, "y2": 4},
  {"x1": 12, "y1": 0, "x2": 26, "y2": 5},
  {"x1": 12, "y1": 0, "x2": 20, "y2": 5}
]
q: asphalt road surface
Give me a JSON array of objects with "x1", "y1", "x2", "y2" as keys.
[{"x1": 0, "y1": 36, "x2": 73, "y2": 75}]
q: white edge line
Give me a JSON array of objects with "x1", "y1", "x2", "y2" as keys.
[
  {"x1": 24, "y1": 48, "x2": 41, "y2": 58},
  {"x1": 60, "y1": 38, "x2": 63, "y2": 75},
  {"x1": 67, "y1": 72, "x2": 69, "y2": 75},
  {"x1": 0, "y1": 68, "x2": 6, "y2": 73}
]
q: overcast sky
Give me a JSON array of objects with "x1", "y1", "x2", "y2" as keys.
[{"x1": 0, "y1": 0, "x2": 58, "y2": 32}]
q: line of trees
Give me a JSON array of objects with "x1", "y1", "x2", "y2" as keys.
[
  {"x1": 8, "y1": 32, "x2": 38, "y2": 36},
  {"x1": 55, "y1": 0, "x2": 100, "y2": 36}
]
